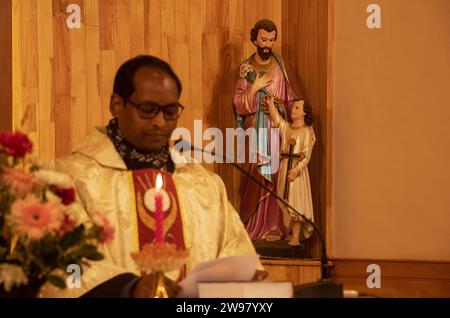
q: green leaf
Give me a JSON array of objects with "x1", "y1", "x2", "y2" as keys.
[
  {"x1": 47, "y1": 275, "x2": 67, "y2": 289},
  {"x1": 74, "y1": 244, "x2": 104, "y2": 261},
  {"x1": 247, "y1": 70, "x2": 256, "y2": 83},
  {"x1": 85, "y1": 252, "x2": 104, "y2": 261},
  {"x1": 60, "y1": 224, "x2": 85, "y2": 248}
]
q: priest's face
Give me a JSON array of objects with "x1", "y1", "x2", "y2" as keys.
[
  {"x1": 255, "y1": 29, "x2": 276, "y2": 60},
  {"x1": 111, "y1": 66, "x2": 180, "y2": 152}
]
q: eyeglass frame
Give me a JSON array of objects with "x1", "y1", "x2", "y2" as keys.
[{"x1": 122, "y1": 98, "x2": 184, "y2": 120}]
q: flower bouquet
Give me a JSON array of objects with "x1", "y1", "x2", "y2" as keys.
[{"x1": 0, "y1": 131, "x2": 114, "y2": 297}]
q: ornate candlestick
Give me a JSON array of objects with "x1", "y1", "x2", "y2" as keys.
[
  {"x1": 132, "y1": 173, "x2": 188, "y2": 298},
  {"x1": 131, "y1": 243, "x2": 189, "y2": 298}
]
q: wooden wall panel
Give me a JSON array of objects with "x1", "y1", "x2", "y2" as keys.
[
  {"x1": 11, "y1": 0, "x2": 289, "y2": 189},
  {"x1": 0, "y1": 0, "x2": 12, "y2": 132},
  {"x1": 37, "y1": 0, "x2": 55, "y2": 160},
  {"x1": 262, "y1": 259, "x2": 322, "y2": 285},
  {"x1": 332, "y1": 259, "x2": 450, "y2": 298},
  {"x1": 11, "y1": 0, "x2": 331, "y2": 260},
  {"x1": 281, "y1": 0, "x2": 331, "y2": 259}
]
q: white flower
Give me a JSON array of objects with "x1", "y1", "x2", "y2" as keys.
[
  {"x1": 0, "y1": 264, "x2": 29, "y2": 292},
  {"x1": 239, "y1": 62, "x2": 255, "y2": 79},
  {"x1": 34, "y1": 170, "x2": 73, "y2": 188}
]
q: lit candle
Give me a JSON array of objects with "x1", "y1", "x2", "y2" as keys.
[{"x1": 155, "y1": 173, "x2": 164, "y2": 244}]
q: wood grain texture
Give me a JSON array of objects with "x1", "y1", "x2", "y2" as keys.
[
  {"x1": 281, "y1": 0, "x2": 331, "y2": 260},
  {"x1": 332, "y1": 259, "x2": 450, "y2": 298},
  {"x1": 10, "y1": 1, "x2": 332, "y2": 261},
  {"x1": 0, "y1": 0, "x2": 12, "y2": 131},
  {"x1": 262, "y1": 259, "x2": 322, "y2": 285}
]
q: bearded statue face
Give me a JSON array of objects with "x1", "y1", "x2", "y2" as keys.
[{"x1": 254, "y1": 29, "x2": 277, "y2": 60}]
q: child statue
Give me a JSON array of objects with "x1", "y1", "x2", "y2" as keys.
[{"x1": 265, "y1": 96, "x2": 316, "y2": 246}]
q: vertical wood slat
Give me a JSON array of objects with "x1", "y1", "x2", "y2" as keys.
[
  {"x1": 22, "y1": 0, "x2": 38, "y2": 143},
  {"x1": 116, "y1": 0, "x2": 131, "y2": 65},
  {"x1": 325, "y1": 0, "x2": 334, "y2": 255},
  {"x1": 85, "y1": 0, "x2": 102, "y2": 133},
  {"x1": 100, "y1": 0, "x2": 116, "y2": 50},
  {"x1": 131, "y1": 0, "x2": 145, "y2": 57},
  {"x1": 147, "y1": 0, "x2": 162, "y2": 57},
  {"x1": 200, "y1": 2, "x2": 217, "y2": 169},
  {"x1": 100, "y1": 50, "x2": 116, "y2": 124},
  {"x1": 227, "y1": 0, "x2": 245, "y2": 208},
  {"x1": 318, "y1": 0, "x2": 331, "y2": 257},
  {"x1": 307, "y1": 0, "x2": 321, "y2": 259},
  {"x1": 188, "y1": 0, "x2": 203, "y2": 123},
  {"x1": 100, "y1": 0, "x2": 117, "y2": 124},
  {"x1": 12, "y1": 0, "x2": 22, "y2": 132},
  {"x1": 281, "y1": 0, "x2": 331, "y2": 260},
  {"x1": 0, "y1": 0, "x2": 12, "y2": 132},
  {"x1": 161, "y1": 0, "x2": 175, "y2": 64},
  {"x1": 215, "y1": 0, "x2": 232, "y2": 191},
  {"x1": 52, "y1": 0, "x2": 72, "y2": 157},
  {"x1": 69, "y1": 0, "x2": 88, "y2": 149},
  {"x1": 37, "y1": 0, "x2": 55, "y2": 160},
  {"x1": 243, "y1": 0, "x2": 260, "y2": 58},
  {"x1": 174, "y1": 0, "x2": 190, "y2": 129}
]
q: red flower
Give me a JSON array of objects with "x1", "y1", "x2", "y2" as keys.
[
  {"x1": 52, "y1": 187, "x2": 76, "y2": 205},
  {"x1": 92, "y1": 213, "x2": 115, "y2": 244},
  {"x1": 0, "y1": 132, "x2": 33, "y2": 158},
  {"x1": 55, "y1": 214, "x2": 77, "y2": 237},
  {"x1": 99, "y1": 224, "x2": 115, "y2": 244}
]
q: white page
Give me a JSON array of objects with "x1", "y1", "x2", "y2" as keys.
[{"x1": 177, "y1": 255, "x2": 259, "y2": 298}]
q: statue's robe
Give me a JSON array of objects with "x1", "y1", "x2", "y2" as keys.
[{"x1": 232, "y1": 53, "x2": 305, "y2": 240}]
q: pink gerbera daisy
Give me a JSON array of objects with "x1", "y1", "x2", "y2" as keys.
[
  {"x1": 3, "y1": 168, "x2": 37, "y2": 197},
  {"x1": 92, "y1": 213, "x2": 115, "y2": 244},
  {"x1": 9, "y1": 195, "x2": 63, "y2": 240}
]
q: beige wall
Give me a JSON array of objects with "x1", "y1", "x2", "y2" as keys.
[{"x1": 332, "y1": 0, "x2": 450, "y2": 260}]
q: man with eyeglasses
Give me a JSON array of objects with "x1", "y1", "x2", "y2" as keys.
[{"x1": 40, "y1": 55, "x2": 265, "y2": 298}]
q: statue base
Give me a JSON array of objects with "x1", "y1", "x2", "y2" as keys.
[{"x1": 253, "y1": 239, "x2": 308, "y2": 259}]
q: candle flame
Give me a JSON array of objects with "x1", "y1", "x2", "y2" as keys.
[{"x1": 156, "y1": 173, "x2": 163, "y2": 191}]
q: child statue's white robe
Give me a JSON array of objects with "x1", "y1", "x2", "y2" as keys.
[{"x1": 275, "y1": 119, "x2": 316, "y2": 240}]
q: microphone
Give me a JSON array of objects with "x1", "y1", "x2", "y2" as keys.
[{"x1": 173, "y1": 139, "x2": 331, "y2": 280}]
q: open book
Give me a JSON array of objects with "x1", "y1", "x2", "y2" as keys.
[{"x1": 177, "y1": 255, "x2": 293, "y2": 298}]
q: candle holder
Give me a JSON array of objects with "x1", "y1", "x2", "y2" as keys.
[{"x1": 131, "y1": 243, "x2": 189, "y2": 298}]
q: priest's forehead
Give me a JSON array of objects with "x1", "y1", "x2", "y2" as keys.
[{"x1": 132, "y1": 66, "x2": 179, "y2": 102}]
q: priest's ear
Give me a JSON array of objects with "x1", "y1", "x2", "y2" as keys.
[{"x1": 110, "y1": 93, "x2": 124, "y2": 118}]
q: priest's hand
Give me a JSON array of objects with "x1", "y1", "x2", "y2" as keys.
[
  {"x1": 132, "y1": 273, "x2": 181, "y2": 298},
  {"x1": 251, "y1": 270, "x2": 269, "y2": 281}
]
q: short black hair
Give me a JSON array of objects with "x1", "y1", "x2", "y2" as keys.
[
  {"x1": 304, "y1": 103, "x2": 314, "y2": 126},
  {"x1": 113, "y1": 55, "x2": 182, "y2": 99},
  {"x1": 250, "y1": 19, "x2": 278, "y2": 44}
]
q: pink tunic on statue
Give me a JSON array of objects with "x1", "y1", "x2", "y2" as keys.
[{"x1": 233, "y1": 55, "x2": 297, "y2": 240}]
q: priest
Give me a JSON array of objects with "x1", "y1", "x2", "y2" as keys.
[{"x1": 39, "y1": 55, "x2": 264, "y2": 298}]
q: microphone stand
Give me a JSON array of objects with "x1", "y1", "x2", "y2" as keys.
[{"x1": 179, "y1": 142, "x2": 331, "y2": 280}]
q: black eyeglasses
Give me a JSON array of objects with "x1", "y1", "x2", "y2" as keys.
[{"x1": 123, "y1": 98, "x2": 184, "y2": 120}]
